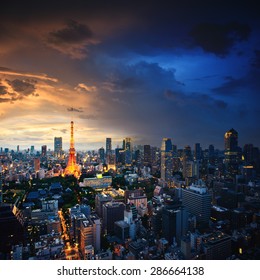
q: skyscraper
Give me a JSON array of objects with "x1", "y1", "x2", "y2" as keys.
[
  {"x1": 125, "y1": 137, "x2": 132, "y2": 165},
  {"x1": 98, "y1": 147, "x2": 105, "y2": 163},
  {"x1": 102, "y1": 202, "x2": 125, "y2": 234},
  {"x1": 162, "y1": 207, "x2": 188, "y2": 245},
  {"x1": 64, "y1": 121, "x2": 81, "y2": 178},
  {"x1": 194, "y1": 143, "x2": 201, "y2": 161},
  {"x1": 182, "y1": 180, "x2": 211, "y2": 228},
  {"x1": 143, "y1": 145, "x2": 151, "y2": 166},
  {"x1": 41, "y1": 145, "x2": 47, "y2": 157},
  {"x1": 161, "y1": 138, "x2": 173, "y2": 184},
  {"x1": 106, "y1": 138, "x2": 112, "y2": 158},
  {"x1": 54, "y1": 137, "x2": 62, "y2": 157},
  {"x1": 224, "y1": 128, "x2": 239, "y2": 176}
]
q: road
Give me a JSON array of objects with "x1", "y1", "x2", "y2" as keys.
[{"x1": 58, "y1": 210, "x2": 80, "y2": 260}]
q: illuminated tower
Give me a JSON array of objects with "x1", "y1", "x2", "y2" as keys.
[
  {"x1": 64, "y1": 121, "x2": 81, "y2": 178},
  {"x1": 224, "y1": 128, "x2": 239, "y2": 176}
]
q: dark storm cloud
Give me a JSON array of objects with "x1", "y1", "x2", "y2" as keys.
[
  {"x1": 190, "y1": 22, "x2": 251, "y2": 56},
  {"x1": 213, "y1": 70, "x2": 260, "y2": 97},
  {"x1": 47, "y1": 20, "x2": 97, "y2": 58},
  {"x1": 0, "y1": 79, "x2": 37, "y2": 103},
  {"x1": 48, "y1": 20, "x2": 93, "y2": 44},
  {"x1": 164, "y1": 89, "x2": 228, "y2": 109},
  {"x1": 6, "y1": 79, "x2": 37, "y2": 96},
  {"x1": 0, "y1": 85, "x2": 8, "y2": 95}
]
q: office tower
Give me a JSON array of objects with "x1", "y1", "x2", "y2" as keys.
[
  {"x1": 224, "y1": 128, "x2": 239, "y2": 175},
  {"x1": 124, "y1": 137, "x2": 132, "y2": 165},
  {"x1": 151, "y1": 207, "x2": 163, "y2": 237},
  {"x1": 183, "y1": 145, "x2": 192, "y2": 161},
  {"x1": 80, "y1": 214, "x2": 101, "y2": 257},
  {"x1": 182, "y1": 180, "x2": 211, "y2": 228},
  {"x1": 208, "y1": 144, "x2": 215, "y2": 165},
  {"x1": 106, "y1": 138, "x2": 112, "y2": 159},
  {"x1": 98, "y1": 147, "x2": 105, "y2": 163},
  {"x1": 17, "y1": 145, "x2": 19, "y2": 152},
  {"x1": 162, "y1": 207, "x2": 188, "y2": 245},
  {"x1": 95, "y1": 193, "x2": 112, "y2": 218},
  {"x1": 41, "y1": 145, "x2": 47, "y2": 157},
  {"x1": 201, "y1": 231, "x2": 231, "y2": 260},
  {"x1": 64, "y1": 121, "x2": 81, "y2": 178},
  {"x1": 134, "y1": 149, "x2": 141, "y2": 167},
  {"x1": 194, "y1": 143, "x2": 201, "y2": 161},
  {"x1": 54, "y1": 137, "x2": 62, "y2": 157},
  {"x1": 114, "y1": 221, "x2": 130, "y2": 241},
  {"x1": 115, "y1": 147, "x2": 124, "y2": 164},
  {"x1": 161, "y1": 138, "x2": 173, "y2": 184},
  {"x1": 102, "y1": 202, "x2": 125, "y2": 234},
  {"x1": 243, "y1": 144, "x2": 254, "y2": 163},
  {"x1": 34, "y1": 158, "x2": 40, "y2": 172},
  {"x1": 182, "y1": 160, "x2": 194, "y2": 179},
  {"x1": 30, "y1": 146, "x2": 35, "y2": 154},
  {"x1": 143, "y1": 145, "x2": 151, "y2": 166},
  {"x1": 0, "y1": 204, "x2": 24, "y2": 258}
]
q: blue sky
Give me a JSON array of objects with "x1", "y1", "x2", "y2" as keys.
[{"x1": 0, "y1": 0, "x2": 259, "y2": 150}]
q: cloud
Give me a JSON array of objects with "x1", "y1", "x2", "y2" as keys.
[
  {"x1": 252, "y1": 50, "x2": 260, "y2": 68},
  {"x1": 6, "y1": 79, "x2": 36, "y2": 96},
  {"x1": 164, "y1": 89, "x2": 228, "y2": 110},
  {"x1": 79, "y1": 114, "x2": 97, "y2": 120},
  {"x1": 0, "y1": 78, "x2": 38, "y2": 103},
  {"x1": 0, "y1": 67, "x2": 58, "y2": 82},
  {"x1": 47, "y1": 20, "x2": 99, "y2": 58},
  {"x1": 75, "y1": 83, "x2": 97, "y2": 93},
  {"x1": 190, "y1": 22, "x2": 251, "y2": 56},
  {"x1": 67, "y1": 107, "x2": 84, "y2": 113}
]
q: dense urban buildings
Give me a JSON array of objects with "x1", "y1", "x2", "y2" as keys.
[{"x1": 0, "y1": 126, "x2": 260, "y2": 260}]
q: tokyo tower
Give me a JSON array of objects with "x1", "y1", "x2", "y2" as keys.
[{"x1": 64, "y1": 121, "x2": 81, "y2": 178}]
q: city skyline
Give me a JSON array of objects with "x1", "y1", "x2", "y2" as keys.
[{"x1": 0, "y1": 1, "x2": 260, "y2": 150}]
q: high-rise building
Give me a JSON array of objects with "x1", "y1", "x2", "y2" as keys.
[
  {"x1": 64, "y1": 121, "x2": 81, "y2": 178},
  {"x1": 194, "y1": 143, "x2": 201, "y2": 161},
  {"x1": 41, "y1": 145, "x2": 47, "y2": 157},
  {"x1": 98, "y1": 147, "x2": 105, "y2": 163},
  {"x1": 106, "y1": 138, "x2": 112, "y2": 158},
  {"x1": 95, "y1": 193, "x2": 112, "y2": 218},
  {"x1": 161, "y1": 138, "x2": 173, "y2": 184},
  {"x1": 182, "y1": 180, "x2": 211, "y2": 228},
  {"x1": 162, "y1": 207, "x2": 188, "y2": 245},
  {"x1": 30, "y1": 146, "x2": 35, "y2": 154},
  {"x1": 183, "y1": 145, "x2": 192, "y2": 161},
  {"x1": 54, "y1": 137, "x2": 62, "y2": 157},
  {"x1": 34, "y1": 158, "x2": 40, "y2": 172},
  {"x1": 143, "y1": 145, "x2": 151, "y2": 166},
  {"x1": 115, "y1": 147, "x2": 124, "y2": 164},
  {"x1": 201, "y1": 231, "x2": 231, "y2": 260},
  {"x1": 80, "y1": 214, "x2": 101, "y2": 257},
  {"x1": 224, "y1": 128, "x2": 239, "y2": 176},
  {"x1": 124, "y1": 137, "x2": 132, "y2": 165},
  {"x1": 102, "y1": 202, "x2": 125, "y2": 234}
]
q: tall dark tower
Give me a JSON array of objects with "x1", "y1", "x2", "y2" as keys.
[
  {"x1": 161, "y1": 138, "x2": 173, "y2": 184},
  {"x1": 64, "y1": 121, "x2": 81, "y2": 178},
  {"x1": 224, "y1": 128, "x2": 239, "y2": 176}
]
